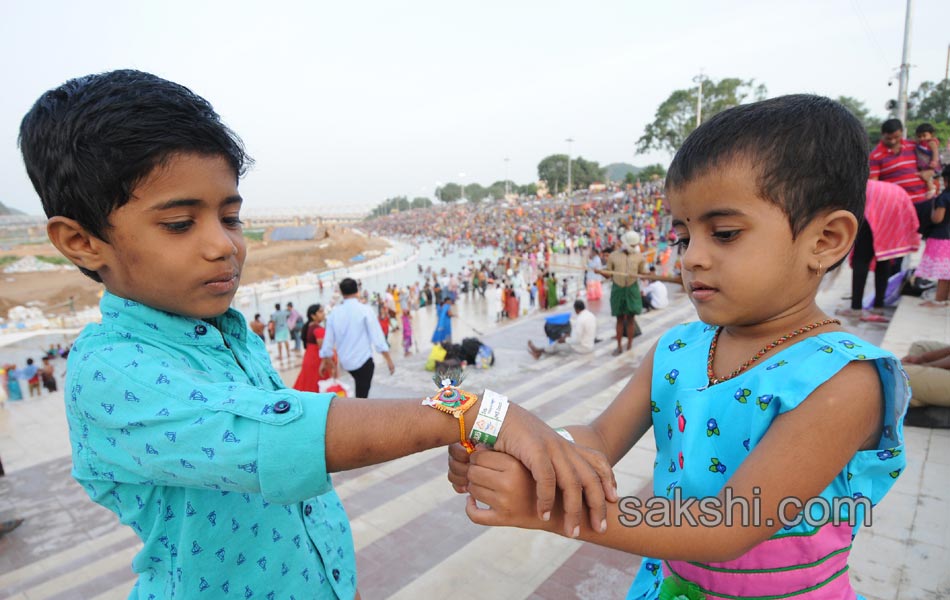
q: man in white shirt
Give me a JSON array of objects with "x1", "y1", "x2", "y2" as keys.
[
  {"x1": 320, "y1": 278, "x2": 395, "y2": 397},
  {"x1": 528, "y1": 300, "x2": 597, "y2": 358}
]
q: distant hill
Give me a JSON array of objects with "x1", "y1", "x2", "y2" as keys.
[
  {"x1": 604, "y1": 163, "x2": 641, "y2": 182},
  {"x1": 0, "y1": 201, "x2": 25, "y2": 216}
]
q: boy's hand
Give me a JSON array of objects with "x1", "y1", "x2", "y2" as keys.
[
  {"x1": 491, "y1": 404, "x2": 616, "y2": 537},
  {"x1": 464, "y1": 449, "x2": 545, "y2": 530}
]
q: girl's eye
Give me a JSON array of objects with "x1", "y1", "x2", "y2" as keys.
[
  {"x1": 161, "y1": 221, "x2": 193, "y2": 233},
  {"x1": 671, "y1": 237, "x2": 689, "y2": 248},
  {"x1": 713, "y1": 230, "x2": 740, "y2": 242}
]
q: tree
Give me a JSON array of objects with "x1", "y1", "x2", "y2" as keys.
[
  {"x1": 517, "y1": 182, "x2": 538, "y2": 197},
  {"x1": 909, "y1": 80, "x2": 950, "y2": 123},
  {"x1": 411, "y1": 197, "x2": 433, "y2": 209},
  {"x1": 369, "y1": 195, "x2": 410, "y2": 218},
  {"x1": 636, "y1": 77, "x2": 767, "y2": 155},
  {"x1": 623, "y1": 171, "x2": 637, "y2": 185},
  {"x1": 436, "y1": 183, "x2": 462, "y2": 203},
  {"x1": 572, "y1": 157, "x2": 606, "y2": 189},
  {"x1": 638, "y1": 164, "x2": 667, "y2": 181},
  {"x1": 465, "y1": 183, "x2": 489, "y2": 204},
  {"x1": 835, "y1": 95, "x2": 881, "y2": 131},
  {"x1": 488, "y1": 180, "x2": 516, "y2": 200},
  {"x1": 538, "y1": 154, "x2": 569, "y2": 194},
  {"x1": 537, "y1": 155, "x2": 606, "y2": 193}
]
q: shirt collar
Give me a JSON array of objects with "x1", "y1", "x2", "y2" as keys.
[{"x1": 98, "y1": 291, "x2": 249, "y2": 346}]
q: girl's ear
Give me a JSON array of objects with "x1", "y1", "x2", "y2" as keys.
[
  {"x1": 46, "y1": 217, "x2": 110, "y2": 273},
  {"x1": 810, "y1": 209, "x2": 858, "y2": 271}
]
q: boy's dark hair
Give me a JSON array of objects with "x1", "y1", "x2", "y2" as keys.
[
  {"x1": 915, "y1": 123, "x2": 936, "y2": 136},
  {"x1": 881, "y1": 118, "x2": 903, "y2": 135},
  {"x1": 666, "y1": 94, "x2": 868, "y2": 240},
  {"x1": 19, "y1": 69, "x2": 251, "y2": 282},
  {"x1": 573, "y1": 299, "x2": 585, "y2": 311},
  {"x1": 340, "y1": 278, "x2": 358, "y2": 296}
]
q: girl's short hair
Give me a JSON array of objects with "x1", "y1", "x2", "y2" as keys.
[{"x1": 666, "y1": 94, "x2": 867, "y2": 238}]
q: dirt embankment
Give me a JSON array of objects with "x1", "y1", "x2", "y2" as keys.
[{"x1": 0, "y1": 227, "x2": 387, "y2": 316}]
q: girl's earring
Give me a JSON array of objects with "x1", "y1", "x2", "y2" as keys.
[{"x1": 816, "y1": 260, "x2": 822, "y2": 278}]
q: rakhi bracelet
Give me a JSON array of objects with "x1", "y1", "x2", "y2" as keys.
[
  {"x1": 422, "y1": 368, "x2": 479, "y2": 453},
  {"x1": 555, "y1": 427, "x2": 575, "y2": 443},
  {"x1": 469, "y1": 389, "x2": 509, "y2": 448}
]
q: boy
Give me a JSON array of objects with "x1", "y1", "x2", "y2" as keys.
[
  {"x1": 20, "y1": 70, "x2": 614, "y2": 599},
  {"x1": 24, "y1": 358, "x2": 41, "y2": 397},
  {"x1": 915, "y1": 122, "x2": 942, "y2": 199}
]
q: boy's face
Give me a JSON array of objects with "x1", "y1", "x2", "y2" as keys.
[
  {"x1": 96, "y1": 153, "x2": 246, "y2": 320},
  {"x1": 917, "y1": 131, "x2": 934, "y2": 142},
  {"x1": 668, "y1": 162, "x2": 816, "y2": 327}
]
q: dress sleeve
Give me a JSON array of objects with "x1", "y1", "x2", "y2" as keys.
[{"x1": 69, "y1": 345, "x2": 337, "y2": 504}]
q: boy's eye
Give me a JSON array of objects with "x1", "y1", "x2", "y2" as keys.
[
  {"x1": 712, "y1": 230, "x2": 740, "y2": 242},
  {"x1": 161, "y1": 221, "x2": 193, "y2": 233},
  {"x1": 223, "y1": 216, "x2": 244, "y2": 228}
]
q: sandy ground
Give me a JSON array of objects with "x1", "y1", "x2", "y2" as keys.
[{"x1": 0, "y1": 226, "x2": 386, "y2": 316}]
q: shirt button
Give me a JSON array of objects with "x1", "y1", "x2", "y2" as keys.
[
  {"x1": 194, "y1": 324, "x2": 207, "y2": 336},
  {"x1": 274, "y1": 400, "x2": 291, "y2": 414},
  {"x1": 332, "y1": 568, "x2": 340, "y2": 582},
  {"x1": 304, "y1": 504, "x2": 312, "y2": 516}
]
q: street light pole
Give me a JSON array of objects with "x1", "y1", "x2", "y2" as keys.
[
  {"x1": 693, "y1": 72, "x2": 704, "y2": 127},
  {"x1": 504, "y1": 157, "x2": 510, "y2": 198},
  {"x1": 896, "y1": 0, "x2": 913, "y2": 127},
  {"x1": 565, "y1": 137, "x2": 574, "y2": 200}
]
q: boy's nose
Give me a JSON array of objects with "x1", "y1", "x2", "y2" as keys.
[{"x1": 204, "y1": 223, "x2": 238, "y2": 259}]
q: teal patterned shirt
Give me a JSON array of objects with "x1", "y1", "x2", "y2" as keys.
[{"x1": 66, "y1": 292, "x2": 356, "y2": 599}]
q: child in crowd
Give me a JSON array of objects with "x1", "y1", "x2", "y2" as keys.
[
  {"x1": 40, "y1": 356, "x2": 57, "y2": 393},
  {"x1": 449, "y1": 95, "x2": 910, "y2": 600},
  {"x1": 915, "y1": 122, "x2": 942, "y2": 199},
  {"x1": 20, "y1": 69, "x2": 614, "y2": 599},
  {"x1": 916, "y1": 166, "x2": 950, "y2": 307}
]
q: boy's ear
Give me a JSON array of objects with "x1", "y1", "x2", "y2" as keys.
[
  {"x1": 46, "y1": 217, "x2": 110, "y2": 274},
  {"x1": 810, "y1": 209, "x2": 858, "y2": 269}
]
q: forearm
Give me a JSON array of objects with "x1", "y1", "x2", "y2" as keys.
[
  {"x1": 542, "y1": 496, "x2": 755, "y2": 563},
  {"x1": 925, "y1": 355, "x2": 950, "y2": 370},
  {"x1": 324, "y1": 396, "x2": 480, "y2": 472},
  {"x1": 916, "y1": 346, "x2": 950, "y2": 363}
]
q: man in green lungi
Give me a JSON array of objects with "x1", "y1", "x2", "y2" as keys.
[{"x1": 598, "y1": 230, "x2": 649, "y2": 356}]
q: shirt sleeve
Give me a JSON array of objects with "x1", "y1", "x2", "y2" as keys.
[
  {"x1": 319, "y1": 315, "x2": 336, "y2": 359},
  {"x1": 68, "y1": 345, "x2": 337, "y2": 504}
]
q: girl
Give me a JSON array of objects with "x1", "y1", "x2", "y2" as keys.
[
  {"x1": 401, "y1": 309, "x2": 413, "y2": 357},
  {"x1": 916, "y1": 166, "x2": 950, "y2": 308},
  {"x1": 449, "y1": 96, "x2": 910, "y2": 600},
  {"x1": 292, "y1": 304, "x2": 332, "y2": 392},
  {"x1": 430, "y1": 297, "x2": 454, "y2": 346}
]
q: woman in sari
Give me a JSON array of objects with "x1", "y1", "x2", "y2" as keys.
[{"x1": 293, "y1": 304, "x2": 333, "y2": 392}]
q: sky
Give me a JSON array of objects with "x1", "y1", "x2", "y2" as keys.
[{"x1": 1, "y1": 0, "x2": 947, "y2": 217}]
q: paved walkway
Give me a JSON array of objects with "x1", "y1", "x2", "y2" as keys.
[{"x1": 0, "y1": 266, "x2": 947, "y2": 598}]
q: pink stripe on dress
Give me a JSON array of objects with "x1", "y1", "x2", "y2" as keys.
[{"x1": 665, "y1": 523, "x2": 857, "y2": 598}]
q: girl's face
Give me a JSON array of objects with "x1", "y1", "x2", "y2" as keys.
[{"x1": 668, "y1": 162, "x2": 817, "y2": 327}]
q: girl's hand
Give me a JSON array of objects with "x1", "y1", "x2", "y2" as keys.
[
  {"x1": 447, "y1": 442, "x2": 472, "y2": 494},
  {"x1": 492, "y1": 403, "x2": 616, "y2": 537},
  {"x1": 465, "y1": 449, "x2": 545, "y2": 530}
]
